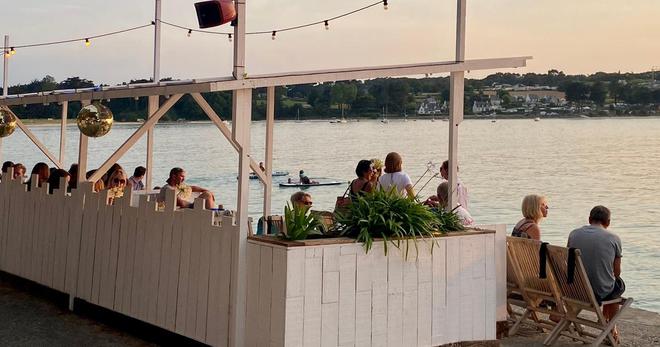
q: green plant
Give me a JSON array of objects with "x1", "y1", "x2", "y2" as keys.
[
  {"x1": 432, "y1": 207, "x2": 466, "y2": 232},
  {"x1": 281, "y1": 203, "x2": 324, "y2": 241},
  {"x1": 335, "y1": 188, "x2": 439, "y2": 256}
]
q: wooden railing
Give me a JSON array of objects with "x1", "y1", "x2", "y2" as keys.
[{"x1": 0, "y1": 172, "x2": 239, "y2": 346}]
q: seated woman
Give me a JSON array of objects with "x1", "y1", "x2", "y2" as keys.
[
  {"x1": 378, "y1": 152, "x2": 415, "y2": 199},
  {"x1": 158, "y1": 167, "x2": 216, "y2": 209},
  {"x1": 47, "y1": 169, "x2": 71, "y2": 194},
  {"x1": 26, "y1": 162, "x2": 50, "y2": 190},
  {"x1": 511, "y1": 194, "x2": 548, "y2": 240},
  {"x1": 86, "y1": 169, "x2": 106, "y2": 192},
  {"x1": 106, "y1": 168, "x2": 128, "y2": 205},
  {"x1": 12, "y1": 163, "x2": 26, "y2": 181},
  {"x1": 350, "y1": 160, "x2": 375, "y2": 201},
  {"x1": 434, "y1": 182, "x2": 474, "y2": 226}
]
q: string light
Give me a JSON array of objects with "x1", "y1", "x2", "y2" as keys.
[
  {"x1": 272, "y1": 31, "x2": 276, "y2": 40},
  {"x1": 187, "y1": 29, "x2": 192, "y2": 37},
  {"x1": 228, "y1": 33, "x2": 232, "y2": 42},
  {"x1": 10, "y1": 47, "x2": 16, "y2": 55},
  {"x1": 84, "y1": 38, "x2": 91, "y2": 47},
  {"x1": 383, "y1": 0, "x2": 388, "y2": 10},
  {"x1": 324, "y1": 20, "x2": 329, "y2": 30}
]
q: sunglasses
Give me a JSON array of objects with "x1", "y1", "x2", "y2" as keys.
[
  {"x1": 113, "y1": 178, "x2": 127, "y2": 184},
  {"x1": 302, "y1": 201, "x2": 313, "y2": 206}
]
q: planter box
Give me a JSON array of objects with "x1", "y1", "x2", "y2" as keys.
[{"x1": 246, "y1": 227, "x2": 506, "y2": 347}]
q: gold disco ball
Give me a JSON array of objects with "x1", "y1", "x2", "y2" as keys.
[
  {"x1": 77, "y1": 102, "x2": 113, "y2": 137},
  {"x1": 0, "y1": 108, "x2": 17, "y2": 138}
]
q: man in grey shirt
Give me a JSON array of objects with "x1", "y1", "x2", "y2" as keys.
[{"x1": 568, "y1": 205, "x2": 624, "y2": 339}]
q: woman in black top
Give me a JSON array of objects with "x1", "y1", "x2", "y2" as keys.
[{"x1": 350, "y1": 160, "x2": 375, "y2": 200}]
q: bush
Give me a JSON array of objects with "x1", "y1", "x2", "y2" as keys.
[{"x1": 335, "y1": 188, "x2": 439, "y2": 256}]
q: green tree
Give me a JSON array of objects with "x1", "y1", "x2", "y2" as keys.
[
  {"x1": 330, "y1": 82, "x2": 357, "y2": 117},
  {"x1": 564, "y1": 82, "x2": 590, "y2": 103},
  {"x1": 589, "y1": 81, "x2": 607, "y2": 105}
]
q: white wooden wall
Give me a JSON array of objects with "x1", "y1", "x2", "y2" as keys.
[
  {"x1": 0, "y1": 172, "x2": 238, "y2": 346},
  {"x1": 246, "y1": 231, "x2": 500, "y2": 347}
]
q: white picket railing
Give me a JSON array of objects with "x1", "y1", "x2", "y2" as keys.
[{"x1": 0, "y1": 172, "x2": 239, "y2": 346}]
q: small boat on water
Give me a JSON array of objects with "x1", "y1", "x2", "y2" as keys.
[
  {"x1": 279, "y1": 180, "x2": 344, "y2": 188},
  {"x1": 534, "y1": 117, "x2": 541, "y2": 121},
  {"x1": 249, "y1": 170, "x2": 289, "y2": 179}
]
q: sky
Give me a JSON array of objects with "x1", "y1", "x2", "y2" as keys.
[{"x1": 1, "y1": 0, "x2": 658, "y2": 86}]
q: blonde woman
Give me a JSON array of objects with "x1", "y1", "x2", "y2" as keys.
[
  {"x1": 106, "y1": 168, "x2": 128, "y2": 205},
  {"x1": 511, "y1": 194, "x2": 549, "y2": 240},
  {"x1": 378, "y1": 152, "x2": 415, "y2": 199},
  {"x1": 370, "y1": 158, "x2": 383, "y2": 185}
]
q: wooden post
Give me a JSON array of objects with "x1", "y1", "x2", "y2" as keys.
[
  {"x1": 447, "y1": 0, "x2": 466, "y2": 210},
  {"x1": 146, "y1": 96, "x2": 158, "y2": 190},
  {"x1": 1, "y1": 35, "x2": 8, "y2": 161},
  {"x1": 59, "y1": 101, "x2": 68, "y2": 166},
  {"x1": 153, "y1": 0, "x2": 161, "y2": 83},
  {"x1": 264, "y1": 87, "x2": 275, "y2": 229},
  {"x1": 78, "y1": 100, "x2": 90, "y2": 183},
  {"x1": 230, "y1": 1, "x2": 248, "y2": 347}
]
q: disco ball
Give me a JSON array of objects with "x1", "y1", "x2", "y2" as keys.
[
  {"x1": 0, "y1": 108, "x2": 17, "y2": 138},
  {"x1": 76, "y1": 102, "x2": 113, "y2": 137}
]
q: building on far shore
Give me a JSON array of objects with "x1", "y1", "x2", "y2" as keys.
[{"x1": 417, "y1": 97, "x2": 448, "y2": 115}]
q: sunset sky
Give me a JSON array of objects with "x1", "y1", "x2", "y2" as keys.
[{"x1": 1, "y1": 0, "x2": 658, "y2": 85}]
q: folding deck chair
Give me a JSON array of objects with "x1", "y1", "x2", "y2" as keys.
[
  {"x1": 507, "y1": 244, "x2": 536, "y2": 327},
  {"x1": 545, "y1": 245, "x2": 633, "y2": 347},
  {"x1": 506, "y1": 237, "x2": 564, "y2": 336}
]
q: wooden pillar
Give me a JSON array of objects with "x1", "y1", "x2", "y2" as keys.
[
  {"x1": 1, "y1": 35, "x2": 8, "y2": 162},
  {"x1": 146, "y1": 96, "x2": 158, "y2": 190},
  {"x1": 264, "y1": 87, "x2": 275, "y2": 228},
  {"x1": 77, "y1": 100, "x2": 90, "y2": 183},
  {"x1": 447, "y1": 0, "x2": 466, "y2": 210},
  {"x1": 229, "y1": 1, "x2": 248, "y2": 347},
  {"x1": 59, "y1": 101, "x2": 68, "y2": 166}
]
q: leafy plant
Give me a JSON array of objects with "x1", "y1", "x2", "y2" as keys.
[
  {"x1": 431, "y1": 207, "x2": 466, "y2": 232},
  {"x1": 281, "y1": 203, "x2": 324, "y2": 241},
  {"x1": 335, "y1": 188, "x2": 439, "y2": 257}
]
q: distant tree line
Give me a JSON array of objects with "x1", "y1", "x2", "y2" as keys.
[{"x1": 2, "y1": 69, "x2": 658, "y2": 121}]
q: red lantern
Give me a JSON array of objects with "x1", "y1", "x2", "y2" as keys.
[{"x1": 194, "y1": 0, "x2": 237, "y2": 29}]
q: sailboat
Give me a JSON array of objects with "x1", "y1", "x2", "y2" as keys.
[{"x1": 381, "y1": 107, "x2": 389, "y2": 124}]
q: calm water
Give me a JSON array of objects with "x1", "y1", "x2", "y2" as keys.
[{"x1": 3, "y1": 118, "x2": 660, "y2": 312}]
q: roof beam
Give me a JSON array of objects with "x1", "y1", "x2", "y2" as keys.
[{"x1": 0, "y1": 56, "x2": 531, "y2": 107}]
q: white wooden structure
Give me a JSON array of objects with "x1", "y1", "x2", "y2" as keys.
[{"x1": 0, "y1": 1, "x2": 528, "y2": 346}]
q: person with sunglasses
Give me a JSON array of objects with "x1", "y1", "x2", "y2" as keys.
[
  {"x1": 290, "y1": 191, "x2": 313, "y2": 210},
  {"x1": 106, "y1": 168, "x2": 129, "y2": 204}
]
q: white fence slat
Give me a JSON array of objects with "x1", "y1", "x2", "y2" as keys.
[
  {"x1": 458, "y1": 237, "x2": 474, "y2": 341},
  {"x1": 114, "y1": 195, "x2": 138, "y2": 314},
  {"x1": 205, "y1": 224, "x2": 232, "y2": 346},
  {"x1": 320, "y1": 302, "x2": 338, "y2": 347},
  {"x1": 370, "y1": 244, "x2": 388, "y2": 346},
  {"x1": 99, "y1": 204, "x2": 122, "y2": 309},
  {"x1": 485, "y1": 233, "x2": 497, "y2": 338},
  {"x1": 91, "y1": 196, "x2": 113, "y2": 305},
  {"x1": 64, "y1": 185, "x2": 87, "y2": 300},
  {"x1": 431, "y1": 239, "x2": 447, "y2": 346},
  {"x1": 402, "y1": 257, "x2": 418, "y2": 346},
  {"x1": 77, "y1": 190, "x2": 101, "y2": 301},
  {"x1": 270, "y1": 247, "x2": 287, "y2": 347},
  {"x1": 338, "y1": 253, "x2": 356, "y2": 346},
  {"x1": 52, "y1": 189, "x2": 70, "y2": 292},
  {"x1": 257, "y1": 245, "x2": 274, "y2": 347},
  {"x1": 445, "y1": 237, "x2": 460, "y2": 344},
  {"x1": 245, "y1": 242, "x2": 261, "y2": 347},
  {"x1": 194, "y1": 223, "x2": 213, "y2": 341},
  {"x1": 175, "y1": 209, "x2": 193, "y2": 334},
  {"x1": 166, "y1": 209, "x2": 184, "y2": 331},
  {"x1": 303, "y1": 256, "x2": 322, "y2": 347},
  {"x1": 155, "y1": 204, "x2": 176, "y2": 328},
  {"x1": 387, "y1": 246, "x2": 404, "y2": 347},
  {"x1": 472, "y1": 236, "x2": 487, "y2": 339},
  {"x1": 286, "y1": 248, "x2": 305, "y2": 298},
  {"x1": 130, "y1": 195, "x2": 151, "y2": 319},
  {"x1": 355, "y1": 290, "x2": 372, "y2": 347},
  {"x1": 184, "y1": 210, "x2": 202, "y2": 337},
  {"x1": 417, "y1": 282, "x2": 432, "y2": 347},
  {"x1": 284, "y1": 296, "x2": 304, "y2": 347},
  {"x1": 145, "y1": 202, "x2": 164, "y2": 325}
]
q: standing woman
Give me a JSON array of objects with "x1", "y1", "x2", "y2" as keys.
[
  {"x1": 350, "y1": 160, "x2": 375, "y2": 200},
  {"x1": 378, "y1": 152, "x2": 415, "y2": 199},
  {"x1": 511, "y1": 194, "x2": 549, "y2": 240}
]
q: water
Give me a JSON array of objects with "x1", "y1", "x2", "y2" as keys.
[{"x1": 4, "y1": 117, "x2": 660, "y2": 312}]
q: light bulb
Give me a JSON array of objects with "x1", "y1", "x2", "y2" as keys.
[
  {"x1": 324, "y1": 20, "x2": 329, "y2": 30},
  {"x1": 383, "y1": 0, "x2": 388, "y2": 10},
  {"x1": 271, "y1": 31, "x2": 276, "y2": 40},
  {"x1": 228, "y1": 34, "x2": 232, "y2": 42},
  {"x1": 84, "y1": 38, "x2": 91, "y2": 47},
  {"x1": 10, "y1": 47, "x2": 16, "y2": 55},
  {"x1": 187, "y1": 29, "x2": 192, "y2": 37}
]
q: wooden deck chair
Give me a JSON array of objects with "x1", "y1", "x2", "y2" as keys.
[
  {"x1": 506, "y1": 237, "x2": 564, "y2": 336},
  {"x1": 310, "y1": 210, "x2": 335, "y2": 231},
  {"x1": 507, "y1": 244, "x2": 537, "y2": 327},
  {"x1": 544, "y1": 245, "x2": 633, "y2": 347}
]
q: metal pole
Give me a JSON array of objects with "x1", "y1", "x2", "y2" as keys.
[
  {"x1": 229, "y1": 1, "x2": 248, "y2": 347},
  {"x1": 447, "y1": 0, "x2": 466, "y2": 210},
  {"x1": 78, "y1": 100, "x2": 90, "y2": 183},
  {"x1": 146, "y1": 96, "x2": 157, "y2": 190},
  {"x1": 153, "y1": 0, "x2": 161, "y2": 83},
  {"x1": 264, "y1": 86, "x2": 275, "y2": 227},
  {"x1": 59, "y1": 101, "x2": 68, "y2": 165},
  {"x1": 1, "y1": 35, "x2": 8, "y2": 161}
]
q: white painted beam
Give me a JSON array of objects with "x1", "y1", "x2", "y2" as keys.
[
  {"x1": 264, "y1": 87, "x2": 275, "y2": 224},
  {"x1": 0, "y1": 57, "x2": 531, "y2": 107},
  {"x1": 146, "y1": 96, "x2": 158, "y2": 190},
  {"x1": 59, "y1": 101, "x2": 68, "y2": 165},
  {"x1": 78, "y1": 100, "x2": 91, "y2": 183},
  {"x1": 88, "y1": 94, "x2": 182, "y2": 183}
]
